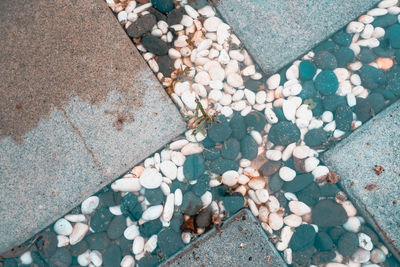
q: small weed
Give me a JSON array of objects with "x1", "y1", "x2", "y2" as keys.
[{"x1": 186, "y1": 98, "x2": 219, "y2": 135}]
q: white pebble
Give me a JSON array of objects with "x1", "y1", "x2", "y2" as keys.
[
  {"x1": 266, "y1": 150, "x2": 282, "y2": 161},
  {"x1": 358, "y1": 233, "x2": 373, "y2": 251},
  {"x1": 140, "y1": 168, "x2": 162, "y2": 189},
  {"x1": 203, "y1": 17, "x2": 222, "y2": 32},
  {"x1": 175, "y1": 188, "x2": 183, "y2": 206},
  {"x1": 289, "y1": 201, "x2": 311, "y2": 216},
  {"x1": 111, "y1": 178, "x2": 141, "y2": 192},
  {"x1": 54, "y1": 218, "x2": 73, "y2": 236},
  {"x1": 121, "y1": 255, "x2": 135, "y2": 267},
  {"x1": 184, "y1": 4, "x2": 199, "y2": 19},
  {"x1": 304, "y1": 157, "x2": 319, "y2": 172},
  {"x1": 268, "y1": 212, "x2": 284, "y2": 230},
  {"x1": 352, "y1": 248, "x2": 371, "y2": 263},
  {"x1": 276, "y1": 226, "x2": 294, "y2": 251},
  {"x1": 222, "y1": 170, "x2": 239, "y2": 186},
  {"x1": 282, "y1": 143, "x2": 296, "y2": 161},
  {"x1": 343, "y1": 216, "x2": 361, "y2": 232},
  {"x1": 90, "y1": 250, "x2": 102, "y2": 267},
  {"x1": 312, "y1": 165, "x2": 330, "y2": 179},
  {"x1": 342, "y1": 201, "x2": 357, "y2": 217},
  {"x1": 124, "y1": 225, "x2": 140, "y2": 240},
  {"x1": 255, "y1": 189, "x2": 269, "y2": 203},
  {"x1": 267, "y1": 74, "x2": 280, "y2": 90},
  {"x1": 283, "y1": 214, "x2": 302, "y2": 227},
  {"x1": 367, "y1": 8, "x2": 388, "y2": 16},
  {"x1": 81, "y1": 196, "x2": 99, "y2": 214},
  {"x1": 20, "y1": 251, "x2": 33, "y2": 265},
  {"x1": 64, "y1": 214, "x2": 86, "y2": 223},
  {"x1": 201, "y1": 191, "x2": 212, "y2": 208},
  {"x1": 142, "y1": 205, "x2": 163, "y2": 221},
  {"x1": 279, "y1": 167, "x2": 296, "y2": 182},
  {"x1": 69, "y1": 223, "x2": 89, "y2": 245},
  {"x1": 227, "y1": 73, "x2": 244, "y2": 88},
  {"x1": 132, "y1": 236, "x2": 144, "y2": 255},
  {"x1": 57, "y1": 235, "x2": 69, "y2": 247},
  {"x1": 77, "y1": 250, "x2": 91, "y2": 266},
  {"x1": 181, "y1": 142, "x2": 203, "y2": 155},
  {"x1": 162, "y1": 193, "x2": 175, "y2": 222},
  {"x1": 322, "y1": 111, "x2": 334, "y2": 122},
  {"x1": 144, "y1": 235, "x2": 158, "y2": 253}
]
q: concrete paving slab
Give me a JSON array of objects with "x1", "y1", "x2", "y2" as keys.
[
  {"x1": 162, "y1": 209, "x2": 287, "y2": 267},
  {"x1": 322, "y1": 101, "x2": 400, "y2": 261},
  {"x1": 213, "y1": 0, "x2": 379, "y2": 75},
  {"x1": 0, "y1": 0, "x2": 185, "y2": 253}
]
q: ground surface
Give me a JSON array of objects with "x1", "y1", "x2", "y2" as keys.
[
  {"x1": 214, "y1": 0, "x2": 380, "y2": 75},
  {"x1": 162, "y1": 209, "x2": 287, "y2": 267},
  {"x1": 0, "y1": 0, "x2": 185, "y2": 253},
  {"x1": 322, "y1": 100, "x2": 400, "y2": 260}
]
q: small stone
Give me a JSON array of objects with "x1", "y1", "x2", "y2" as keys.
[
  {"x1": 289, "y1": 224, "x2": 316, "y2": 251},
  {"x1": 268, "y1": 212, "x2": 284, "y2": 230},
  {"x1": 81, "y1": 196, "x2": 100, "y2": 214},
  {"x1": 352, "y1": 248, "x2": 371, "y2": 263},
  {"x1": 289, "y1": 201, "x2": 311, "y2": 216},
  {"x1": 140, "y1": 220, "x2": 163, "y2": 238},
  {"x1": 358, "y1": 65, "x2": 386, "y2": 89},
  {"x1": 279, "y1": 167, "x2": 296, "y2": 182},
  {"x1": 120, "y1": 193, "x2": 143, "y2": 221},
  {"x1": 209, "y1": 157, "x2": 239, "y2": 174},
  {"x1": 335, "y1": 105, "x2": 353, "y2": 132},
  {"x1": 195, "y1": 208, "x2": 212, "y2": 228},
  {"x1": 127, "y1": 14, "x2": 156, "y2": 36},
  {"x1": 315, "y1": 231, "x2": 334, "y2": 251},
  {"x1": 221, "y1": 170, "x2": 239, "y2": 186},
  {"x1": 259, "y1": 160, "x2": 282, "y2": 176},
  {"x1": 282, "y1": 173, "x2": 314, "y2": 193},
  {"x1": 203, "y1": 16, "x2": 222, "y2": 32},
  {"x1": 157, "y1": 228, "x2": 185, "y2": 256},
  {"x1": 89, "y1": 250, "x2": 102, "y2": 267},
  {"x1": 142, "y1": 205, "x2": 163, "y2": 221},
  {"x1": 107, "y1": 216, "x2": 126, "y2": 240},
  {"x1": 385, "y1": 24, "x2": 400, "y2": 49},
  {"x1": 141, "y1": 34, "x2": 168, "y2": 55},
  {"x1": 140, "y1": 168, "x2": 162, "y2": 189},
  {"x1": 69, "y1": 223, "x2": 89, "y2": 246},
  {"x1": 267, "y1": 74, "x2": 281, "y2": 89},
  {"x1": 208, "y1": 115, "x2": 232, "y2": 142},
  {"x1": 248, "y1": 176, "x2": 266, "y2": 190},
  {"x1": 166, "y1": 8, "x2": 184, "y2": 25},
  {"x1": 183, "y1": 153, "x2": 205, "y2": 180},
  {"x1": 255, "y1": 189, "x2": 269, "y2": 203},
  {"x1": 48, "y1": 248, "x2": 72, "y2": 267},
  {"x1": 103, "y1": 245, "x2": 121, "y2": 266},
  {"x1": 121, "y1": 255, "x2": 135, "y2": 267},
  {"x1": 268, "y1": 121, "x2": 301, "y2": 146},
  {"x1": 297, "y1": 182, "x2": 320, "y2": 206},
  {"x1": 181, "y1": 191, "x2": 203, "y2": 216},
  {"x1": 222, "y1": 193, "x2": 244, "y2": 216},
  {"x1": 283, "y1": 214, "x2": 302, "y2": 227},
  {"x1": 358, "y1": 232, "x2": 373, "y2": 250},
  {"x1": 312, "y1": 199, "x2": 348, "y2": 227},
  {"x1": 111, "y1": 178, "x2": 141, "y2": 192},
  {"x1": 304, "y1": 128, "x2": 328, "y2": 147},
  {"x1": 240, "y1": 135, "x2": 258, "y2": 160},
  {"x1": 299, "y1": 60, "x2": 317, "y2": 80},
  {"x1": 244, "y1": 111, "x2": 267, "y2": 132},
  {"x1": 315, "y1": 70, "x2": 339, "y2": 95},
  {"x1": 124, "y1": 225, "x2": 140, "y2": 240},
  {"x1": 54, "y1": 218, "x2": 73, "y2": 236},
  {"x1": 227, "y1": 73, "x2": 244, "y2": 88},
  {"x1": 151, "y1": 0, "x2": 173, "y2": 13},
  {"x1": 159, "y1": 160, "x2": 177, "y2": 180},
  {"x1": 229, "y1": 113, "x2": 247, "y2": 140},
  {"x1": 314, "y1": 51, "x2": 337, "y2": 70},
  {"x1": 221, "y1": 138, "x2": 240, "y2": 160},
  {"x1": 343, "y1": 216, "x2": 361, "y2": 232},
  {"x1": 370, "y1": 248, "x2": 386, "y2": 263}
]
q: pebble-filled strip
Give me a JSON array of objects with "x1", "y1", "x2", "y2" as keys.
[{"x1": 2, "y1": 0, "x2": 400, "y2": 266}]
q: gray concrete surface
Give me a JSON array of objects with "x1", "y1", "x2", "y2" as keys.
[
  {"x1": 0, "y1": 0, "x2": 185, "y2": 253},
  {"x1": 322, "y1": 101, "x2": 400, "y2": 261},
  {"x1": 162, "y1": 209, "x2": 287, "y2": 267},
  {"x1": 213, "y1": 0, "x2": 379, "y2": 75}
]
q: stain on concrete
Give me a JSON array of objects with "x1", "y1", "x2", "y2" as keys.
[{"x1": 0, "y1": 0, "x2": 144, "y2": 143}]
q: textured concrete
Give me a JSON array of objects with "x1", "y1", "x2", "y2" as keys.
[
  {"x1": 213, "y1": 0, "x2": 380, "y2": 75},
  {"x1": 162, "y1": 209, "x2": 287, "y2": 267},
  {"x1": 0, "y1": 0, "x2": 185, "y2": 253},
  {"x1": 322, "y1": 101, "x2": 400, "y2": 261}
]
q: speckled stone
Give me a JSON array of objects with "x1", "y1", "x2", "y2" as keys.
[
  {"x1": 162, "y1": 209, "x2": 287, "y2": 266},
  {"x1": 322, "y1": 101, "x2": 400, "y2": 261}
]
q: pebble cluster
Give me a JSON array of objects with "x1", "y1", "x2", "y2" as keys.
[{"x1": 2, "y1": 0, "x2": 399, "y2": 266}]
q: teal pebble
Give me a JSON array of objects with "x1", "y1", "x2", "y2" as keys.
[
  {"x1": 386, "y1": 24, "x2": 400, "y2": 49},
  {"x1": 314, "y1": 70, "x2": 339, "y2": 95},
  {"x1": 322, "y1": 95, "x2": 346, "y2": 111},
  {"x1": 304, "y1": 128, "x2": 328, "y2": 147},
  {"x1": 209, "y1": 157, "x2": 239, "y2": 174},
  {"x1": 332, "y1": 30, "x2": 352, "y2": 47},
  {"x1": 372, "y1": 14, "x2": 398, "y2": 28},
  {"x1": 183, "y1": 153, "x2": 205, "y2": 180},
  {"x1": 268, "y1": 121, "x2": 301, "y2": 146},
  {"x1": 204, "y1": 147, "x2": 220, "y2": 160},
  {"x1": 298, "y1": 81, "x2": 317, "y2": 99},
  {"x1": 240, "y1": 135, "x2": 258, "y2": 160},
  {"x1": 222, "y1": 193, "x2": 244, "y2": 216},
  {"x1": 335, "y1": 105, "x2": 353, "y2": 132},
  {"x1": 334, "y1": 47, "x2": 354, "y2": 67},
  {"x1": 314, "y1": 51, "x2": 337, "y2": 70},
  {"x1": 208, "y1": 115, "x2": 232, "y2": 142},
  {"x1": 299, "y1": 60, "x2": 317, "y2": 80},
  {"x1": 221, "y1": 138, "x2": 240, "y2": 160},
  {"x1": 244, "y1": 111, "x2": 267, "y2": 132},
  {"x1": 358, "y1": 65, "x2": 386, "y2": 89},
  {"x1": 229, "y1": 113, "x2": 247, "y2": 140}
]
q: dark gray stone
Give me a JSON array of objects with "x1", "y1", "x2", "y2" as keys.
[
  {"x1": 213, "y1": 0, "x2": 379, "y2": 75},
  {"x1": 0, "y1": 0, "x2": 185, "y2": 253},
  {"x1": 162, "y1": 209, "x2": 287, "y2": 266},
  {"x1": 322, "y1": 101, "x2": 400, "y2": 261}
]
